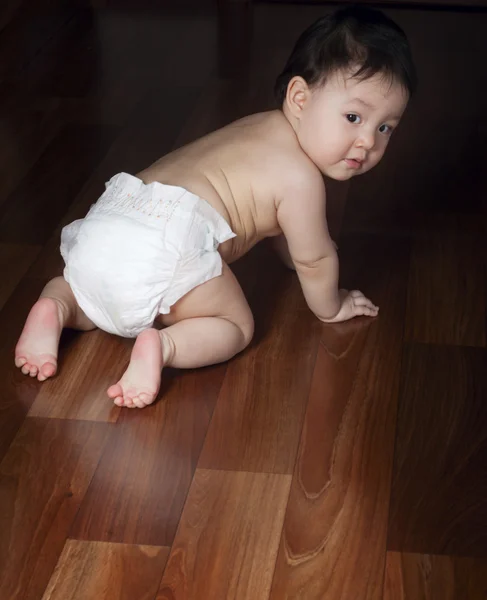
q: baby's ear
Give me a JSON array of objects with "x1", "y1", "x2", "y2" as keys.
[{"x1": 285, "y1": 76, "x2": 310, "y2": 117}]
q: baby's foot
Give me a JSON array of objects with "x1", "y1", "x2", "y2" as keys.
[
  {"x1": 107, "y1": 328, "x2": 164, "y2": 408},
  {"x1": 15, "y1": 297, "x2": 63, "y2": 381}
]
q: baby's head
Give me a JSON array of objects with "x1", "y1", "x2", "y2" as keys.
[{"x1": 275, "y1": 5, "x2": 417, "y2": 179}]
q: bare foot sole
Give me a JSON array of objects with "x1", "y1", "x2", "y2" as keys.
[
  {"x1": 107, "y1": 328, "x2": 164, "y2": 408},
  {"x1": 15, "y1": 297, "x2": 63, "y2": 381}
]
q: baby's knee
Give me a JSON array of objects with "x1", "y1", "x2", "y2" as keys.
[{"x1": 237, "y1": 317, "x2": 254, "y2": 350}]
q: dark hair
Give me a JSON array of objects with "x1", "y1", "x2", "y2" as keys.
[{"x1": 274, "y1": 5, "x2": 417, "y2": 105}]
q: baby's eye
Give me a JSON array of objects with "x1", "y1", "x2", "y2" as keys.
[
  {"x1": 379, "y1": 123, "x2": 393, "y2": 135},
  {"x1": 346, "y1": 113, "x2": 361, "y2": 124}
]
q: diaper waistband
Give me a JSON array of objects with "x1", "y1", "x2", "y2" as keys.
[{"x1": 88, "y1": 172, "x2": 236, "y2": 245}]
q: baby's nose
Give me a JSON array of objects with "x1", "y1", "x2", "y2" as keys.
[{"x1": 356, "y1": 131, "x2": 375, "y2": 150}]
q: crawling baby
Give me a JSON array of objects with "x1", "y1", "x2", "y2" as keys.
[{"x1": 15, "y1": 5, "x2": 416, "y2": 408}]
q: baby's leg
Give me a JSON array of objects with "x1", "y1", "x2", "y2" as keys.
[
  {"x1": 15, "y1": 276, "x2": 96, "y2": 381},
  {"x1": 107, "y1": 262, "x2": 254, "y2": 408}
]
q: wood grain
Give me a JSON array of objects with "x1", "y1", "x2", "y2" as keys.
[
  {"x1": 0, "y1": 0, "x2": 23, "y2": 32},
  {"x1": 28, "y1": 329, "x2": 130, "y2": 422},
  {"x1": 0, "y1": 278, "x2": 47, "y2": 461},
  {"x1": 70, "y1": 364, "x2": 226, "y2": 546},
  {"x1": 0, "y1": 123, "x2": 117, "y2": 246},
  {"x1": 217, "y1": 0, "x2": 253, "y2": 79},
  {"x1": 383, "y1": 552, "x2": 487, "y2": 600},
  {"x1": 43, "y1": 540, "x2": 169, "y2": 600},
  {"x1": 0, "y1": 3, "x2": 75, "y2": 77},
  {"x1": 199, "y1": 247, "x2": 322, "y2": 475},
  {"x1": 405, "y1": 219, "x2": 486, "y2": 347},
  {"x1": 157, "y1": 469, "x2": 291, "y2": 600},
  {"x1": 0, "y1": 243, "x2": 41, "y2": 311},
  {"x1": 29, "y1": 7, "x2": 217, "y2": 98},
  {"x1": 269, "y1": 233, "x2": 410, "y2": 599},
  {"x1": 388, "y1": 343, "x2": 487, "y2": 557},
  {"x1": 0, "y1": 418, "x2": 109, "y2": 600},
  {"x1": 0, "y1": 106, "x2": 62, "y2": 206}
]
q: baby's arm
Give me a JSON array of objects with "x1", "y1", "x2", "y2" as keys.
[
  {"x1": 273, "y1": 232, "x2": 337, "y2": 270},
  {"x1": 277, "y1": 172, "x2": 378, "y2": 322},
  {"x1": 272, "y1": 234, "x2": 296, "y2": 270}
]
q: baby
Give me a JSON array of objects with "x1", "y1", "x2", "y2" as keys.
[{"x1": 15, "y1": 5, "x2": 416, "y2": 408}]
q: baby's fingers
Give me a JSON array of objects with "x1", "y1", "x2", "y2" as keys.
[
  {"x1": 352, "y1": 296, "x2": 379, "y2": 316},
  {"x1": 355, "y1": 305, "x2": 379, "y2": 317},
  {"x1": 349, "y1": 289, "x2": 364, "y2": 299},
  {"x1": 353, "y1": 295, "x2": 378, "y2": 307}
]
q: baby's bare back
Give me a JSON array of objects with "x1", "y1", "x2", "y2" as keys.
[{"x1": 138, "y1": 110, "x2": 304, "y2": 264}]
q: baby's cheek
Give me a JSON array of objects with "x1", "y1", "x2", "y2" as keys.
[
  {"x1": 371, "y1": 146, "x2": 387, "y2": 164},
  {"x1": 363, "y1": 153, "x2": 382, "y2": 173}
]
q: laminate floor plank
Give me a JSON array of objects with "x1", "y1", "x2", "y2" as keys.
[
  {"x1": 43, "y1": 540, "x2": 169, "y2": 600},
  {"x1": 198, "y1": 246, "x2": 322, "y2": 475},
  {"x1": 405, "y1": 216, "x2": 486, "y2": 347},
  {"x1": 0, "y1": 4, "x2": 76, "y2": 79},
  {"x1": 0, "y1": 278, "x2": 48, "y2": 462},
  {"x1": 0, "y1": 242, "x2": 41, "y2": 311},
  {"x1": 0, "y1": 123, "x2": 117, "y2": 246},
  {"x1": 388, "y1": 343, "x2": 487, "y2": 557},
  {"x1": 269, "y1": 233, "x2": 410, "y2": 600},
  {"x1": 383, "y1": 551, "x2": 487, "y2": 600},
  {"x1": 157, "y1": 469, "x2": 291, "y2": 600},
  {"x1": 0, "y1": 106, "x2": 64, "y2": 207},
  {"x1": 69, "y1": 364, "x2": 226, "y2": 546},
  {"x1": 28, "y1": 329, "x2": 130, "y2": 422},
  {"x1": 0, "y1": 418, "x2": 110, "y2": 600}
]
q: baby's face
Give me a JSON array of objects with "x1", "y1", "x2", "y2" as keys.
[{"x1": 296, "y1": 70, "x2": 409, "y2": 180}]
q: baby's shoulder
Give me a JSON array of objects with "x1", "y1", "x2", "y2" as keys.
[
  {"x1": 212, "y1": 111, "x2": 325, "y2": 205},
  {"x1": 274, "y1": 150, "x2": 326, "y2": 209},
  {"x1": 255, "y1": 112, "x2": 325, "y2": 196}
]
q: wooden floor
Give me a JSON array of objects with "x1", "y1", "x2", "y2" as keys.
[{"x1": 1, "y1": 1, "x2": 487, "y2": 598}]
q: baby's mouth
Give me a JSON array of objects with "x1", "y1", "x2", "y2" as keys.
[{"x1": 344, "y1": 158, "x2": 363, "y2": 169}]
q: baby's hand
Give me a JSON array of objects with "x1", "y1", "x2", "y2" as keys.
[{"x1": 321, "y1": 289, "x2": 379, "y2": 323}]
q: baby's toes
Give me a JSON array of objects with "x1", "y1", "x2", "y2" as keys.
[
  {"x1": 23, "y1": 363, "x2": 38, "y2": 377},
  {"x1": 133, "y1": 393, "x2": 152, "y2": 409},
  {"x1": 39, "y1": 362, "x2": 56, "y2": 380},
  {"x1": 107, "y1": 383, "x2": 124, "y2": 401},
  {"x1": 124, "y1": 395, "x2": 136, "y2": 408},
  {"x1": 15, "y1": 356, "x2": 27, "y2": 368}
]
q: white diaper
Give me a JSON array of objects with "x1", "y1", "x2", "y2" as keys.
[{"x1": 60, "y1": 172, "x2": 236, "y2": 338}]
